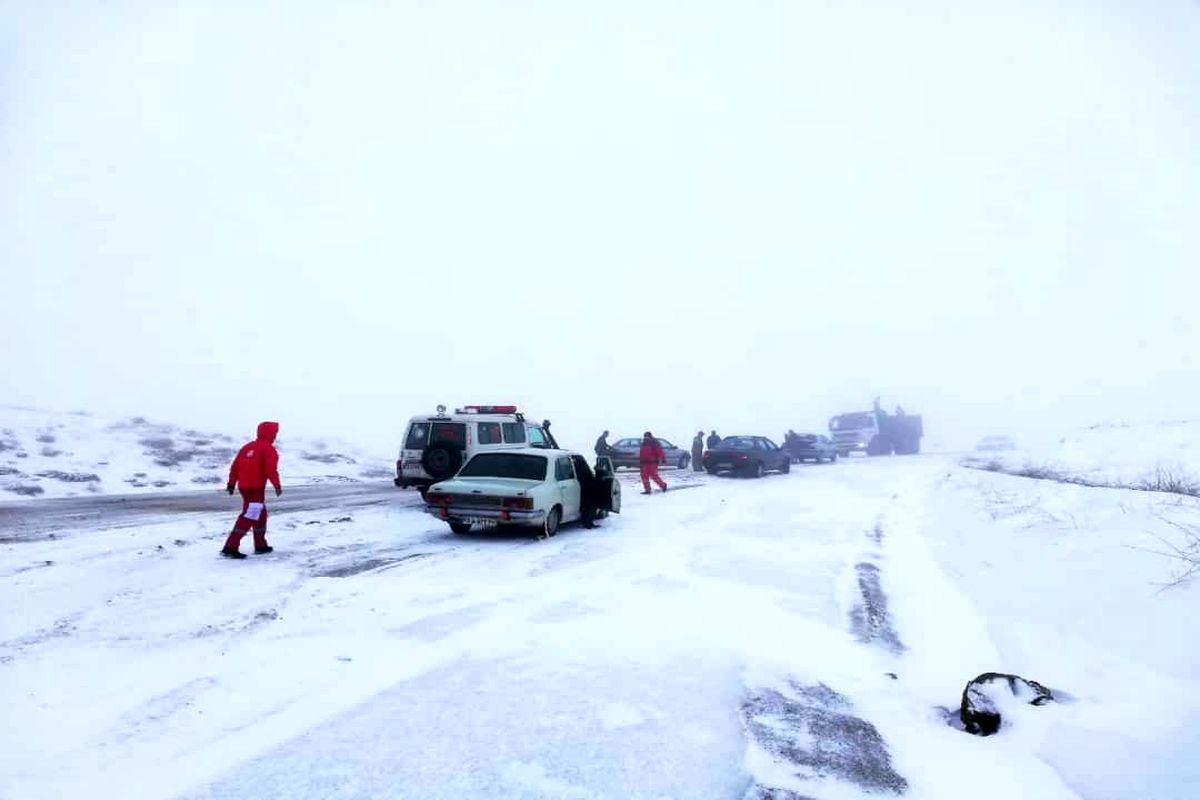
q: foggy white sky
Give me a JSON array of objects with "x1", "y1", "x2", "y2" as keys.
[{"x1": 2, "y1": 1, "x2": 1198, "y2": 455}]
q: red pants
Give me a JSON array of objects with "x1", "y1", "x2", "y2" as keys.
[
  {"x1": 224, "y1": 487, "x2": 269, "y2": 552},
  {"x1": 640, "y1": 464, "x2": 667, "y2": 492}
]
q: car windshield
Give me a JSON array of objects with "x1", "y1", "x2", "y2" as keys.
[
  {"x1": 830, "y1": 413, "x2": 874, "y2": 430},
  {"x1": 614, "y1": 439, "x2": 640, "y2": 447},
  {"x1": 457, "y1": 453, "x2": 547, "y2": 481},
  {"x1": 721, "y1": 437, "x2": 756, "y2": 450}
]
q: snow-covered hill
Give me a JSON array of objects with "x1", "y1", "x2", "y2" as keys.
[
  {"x1": 0, "y1": 407, "x2": 392, "y2": 500},
  {"x1": 963, "y1": 420, "x2": 1200, "y2": 493}
]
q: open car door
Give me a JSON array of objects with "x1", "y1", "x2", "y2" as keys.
[{"x1": 594, "y1": 456, "x2": 621, "y2": 514}]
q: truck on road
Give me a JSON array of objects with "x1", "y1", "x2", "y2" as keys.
[{"x1": 829, "y1": 405, "x2": 923, "y2": 457}]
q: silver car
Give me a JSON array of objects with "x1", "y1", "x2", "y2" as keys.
[{"x1": 607, "y1": 437, "x2": 691, "y2": 470}]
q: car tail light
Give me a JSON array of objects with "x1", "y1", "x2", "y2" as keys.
[
  {"x1": 427, "y1": 493, "x2": 451, "y2": 505},
  {"x1": 502, "y1": 497, "x2": 533, "y2": 510},
  {"x1": 737, "y1": 454, "x2": 748, "y2": 460}
]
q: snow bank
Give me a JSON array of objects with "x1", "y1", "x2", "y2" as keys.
[
  {"x1": 929, "y1": 462, "x2": 1200, "y2": 799},
  {"x1": 964, "y1": 419, "x2": 1200, "y2": 493},
  {"x1": 0, "y1": 406, "x2": 392, "y2": 500}
]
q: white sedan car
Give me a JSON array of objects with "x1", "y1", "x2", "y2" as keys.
[{"x1": 424, "y1": 449, "x2": 621, "y2": 537}]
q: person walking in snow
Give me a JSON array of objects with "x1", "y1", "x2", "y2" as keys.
[
  {"x1": 691, "y1": 431, "x2": 705, "y2": 472},
  {"x1": 222, "y1": 421, "x2": 282, "y2": 559},
  {"x1": 594, "y1": 430, "x2": 614, "y2": 458},
  {"x1": 639, "y1": 431, "x2": 668, "y2": 494}
]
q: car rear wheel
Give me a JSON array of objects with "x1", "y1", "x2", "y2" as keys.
[
  {"x1": 541, "y1": 506, "x2": 561, "y2": 538},
  {"x1": 780, "y1": 459, "x2": 790, "y2": 474},
  {"x1": 678, "y1": 454, "x2": 689, "y2": 469},
  {"x1": 449, "y1": 522, "x2": 472, "y2": 535},
  {"x1": 753, "y1": 462, "x2": 765, "y2": 479},
  {"x1": 706, "y1": 465, "x2": 719, "y2": 475}
]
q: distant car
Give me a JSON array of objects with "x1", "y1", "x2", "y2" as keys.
[
  {"x1": 975, "y1": 435, "x2": 1017, "y2": 452},
  {"x1": 424, "y1": 449, "x2": 621, "y2": 538},
  {"x1": 785, "y1": 433, "x2": 838, "y2": 463},
  {"x1": 703, "y1": 436, "x2": 791, "y2": 477},
  {"x1": 608, "y1": 437, "x2": 691, "y2": 470}
]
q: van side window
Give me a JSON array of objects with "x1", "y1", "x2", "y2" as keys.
[
  {"x1": 502, "y1": 423, "x2": 526, "y2": 444},
  {"x1": 527, "y1": 426, "x2": 547, "y2": 448},
  {"x1": 405, "y1": 423, "x2": 430, "y2": 450},
  {"x1": 555, "y1": 457, "x2": 574, "y2": 481},
  {"x1": 478, "y1": 422, "x2": 502, "y2": 445}
]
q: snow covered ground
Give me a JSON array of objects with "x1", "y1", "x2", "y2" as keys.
[
  {"x1": 0, "y1": 406, "x2": 392, "y2": 499},
  {"x1": 2, "y1": 453, "x2": 1198, "y2": 799},
  {"x1": 963, "y1": 419, "x2": 1200, "y2": 492}
]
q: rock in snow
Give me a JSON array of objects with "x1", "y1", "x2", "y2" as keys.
[{"x1": 960, "y1": 672, "x2": 1055, "y2": 736}]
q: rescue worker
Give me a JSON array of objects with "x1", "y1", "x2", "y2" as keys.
[
  {"x1": 706, "y1": 430, "x2": 722, "y2": 450},
  {"x1": 594, "y1": 430, "x2": 614, "y2": 457},
  {"x1": 691, "y1": 431, "x2": 705, "y2": 472},
  {"x1": 639, "y1": 431, "x2": 668, "y2": 494},
  {"x1": 222, "y1": 421, "x2": 282, "y2": 559}
]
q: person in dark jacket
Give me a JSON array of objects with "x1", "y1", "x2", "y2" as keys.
[
  {"x1": 222, "y1": 421, "x2": 282, "y2": 559},
  {"x1": 639, "y1": 431, "x2": 667, "y2": 494},
  {"x1": 706, "y1": 431, "x2": 722, "y2": 450},
  {"x1": 594, "y1": 430, "x2": 614, "y2": 457},
  {"x1": 691, "y1": 431, "x2": 705, "y2": 472}
]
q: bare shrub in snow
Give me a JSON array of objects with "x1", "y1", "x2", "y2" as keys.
[
  {"x1": 1013, "y1": 463, "x2": 1064, "y2": 481},
  {"x1": 1137, "y1": 467, "x2": 1200, "y2": 498},
  {"x1": 1145, "y1": 518, "x2": 1200, "y2": 588}
]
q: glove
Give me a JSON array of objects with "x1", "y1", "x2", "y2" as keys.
[
  {"x1": 275, "y1": 486, "x2": 282, "y2": 497},
  {"x1": 226, "y1": 484, "x2": 235, "y2": 495}
]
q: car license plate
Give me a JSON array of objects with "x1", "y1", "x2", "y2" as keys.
[
  {"x1": 717, "y1": 462, "x2": 732, "y2": 468},
  {"x1": 463, "y1": 517, "x2": 496, "y2": 527}
]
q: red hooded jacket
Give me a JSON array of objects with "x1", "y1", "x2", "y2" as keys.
[
  {"x1": 639, "y1": 436, "x2": 665, "y2": 466},
  {"x1": 228, "y1": 421, "x2": 281, "y2": 492}
]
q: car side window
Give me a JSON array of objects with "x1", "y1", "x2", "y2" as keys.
[
  {"x1": 502, "y1": 423, "x2": 526, "y2": 444},
  {"x1": 527, "y1": 426, "x2": 548, "y2": 448},
  {"x1": 555, "y1": 457, "x2": 574, "y2": 481},
  {"x1": 659, "y1": 439, "x2": 674, "y2": 450},
  {"x1": 478, "y1": 422, "x2": 502, "y2": 445}
]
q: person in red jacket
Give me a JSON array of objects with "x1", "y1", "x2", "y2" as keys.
[
  {"x1": 221, "y1": 421, "x2": 282, "y2": 559},
  {"x1": 639, "y1": 431, "x2": 668, "y2": 495}
]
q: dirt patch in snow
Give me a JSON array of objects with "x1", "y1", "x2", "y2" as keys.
[
  {"x1": 849, "y1": 562, "x2": 905, "y2": 654},
  {"x1": 741, "y1": 679, "x2": 908, "y2": 795}
]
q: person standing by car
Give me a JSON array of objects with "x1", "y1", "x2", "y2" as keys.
[
  {"x1": 595, "y1": 430, "x2": 614, "y2": 457},
  {"x1": 706, "y1": 430, "x2": 722, "y2": 451},
  {"x1": 692, "y1": 431, "x2": 705, "y2": 472},
  {"x1": 639, "y1": 431, "x2": 668, "y2": 494},
  {"x1": 222, "y1": 421, "x2": 283, "y2": 559}
]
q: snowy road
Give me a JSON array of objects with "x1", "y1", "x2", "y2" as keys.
[
  {"x1": 0, "y1": 483, "x2": 409, "y2": 542},
  {"x1": 3, "y1": 458, "x2": 1198, "y2": 799}
]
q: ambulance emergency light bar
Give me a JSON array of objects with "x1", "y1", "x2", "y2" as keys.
[{"x1": 454, "y1": 405, "x2": 520, "y2": 415}]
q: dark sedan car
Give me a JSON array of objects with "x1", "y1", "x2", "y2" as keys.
[
  {"x1": 784, "y1": 433, "x2": 839, "y2": 463},
  {"x1": 703, "y1": 436, "x2": 791, "y2": 477},
  {"x1": 608, "y1": 437, "x2": 691, "y2": 470}
]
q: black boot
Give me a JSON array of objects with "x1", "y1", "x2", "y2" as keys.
[
  {"x1": 220, "y1": 548, "x2": 246, "y2": 560},
  {"x1": 254, "y1": 546, "x2": 274, "y2": 554}
]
